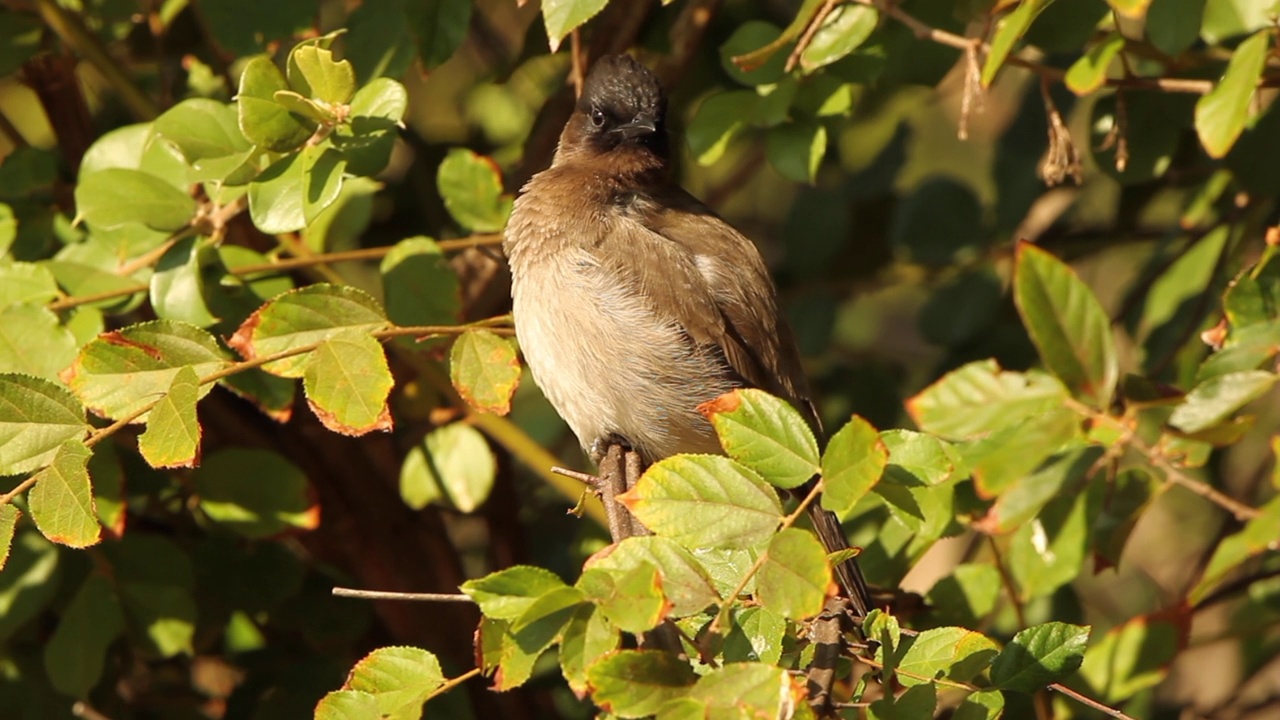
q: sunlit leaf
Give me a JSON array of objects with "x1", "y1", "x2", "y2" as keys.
[
  {"x1": 138, "y1": 366, "x2": 202, "y2": 469},
  {"x1": 0, "y1": 373, "x2": 87, "y2": 476},
  {"x1": 303, "y1": 328, "x2": 393, "y2": 436},
  {"x1": 27, "y1": 440, "x2": 99, "y2": 548},
  {"x1": 450, "y1": 330, "x2": 520, "y2": 415}
]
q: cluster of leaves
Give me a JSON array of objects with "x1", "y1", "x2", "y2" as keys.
[{"x1": 2, "y1": 0, "x2": 1280, "y2": 718}]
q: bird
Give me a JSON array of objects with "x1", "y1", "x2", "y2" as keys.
[{"x1": 503, "y1": 54, "x2": 871, "y2": 618}]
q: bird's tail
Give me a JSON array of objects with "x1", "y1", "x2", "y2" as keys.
[{"x1": 806, "y1": 499, "x2": 872, "y2": 619}]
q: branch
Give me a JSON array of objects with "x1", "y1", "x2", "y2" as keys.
[
  {"x1": 332, "y1": 587, "x2": 476, "y2": 602},
  {"x1": 34, "y1": 0, "x2": 158, "y2": 120}
]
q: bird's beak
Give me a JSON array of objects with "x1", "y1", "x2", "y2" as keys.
[{"x1": 612, "y1": 116, "x2": 657, "y2": 139}]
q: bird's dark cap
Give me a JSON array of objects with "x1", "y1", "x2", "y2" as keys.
[{"x1": 578, "y1": 54, "x2": 665, "y2": 121}]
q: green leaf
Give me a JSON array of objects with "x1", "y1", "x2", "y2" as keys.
[
  {"x1": 983, "y1": 447, "x2": 1101, "y2": 532},
  {"x1": 315, "y1": 690, "x2": 379, "y2": 720},
  {"x1": 87, "y1": 441, "x2": 124, "y2": 538},
  {"x1": 288, "y1": 43, "x2": 356, "y2": 104},
  {"x1": 65, "y1": 320, "x2": 229, "y2": 422},
  {"x1": 27, "y1": 440, "x2": 99, "y2": 548},
  {"x1": 700, "y1": 388, "x2": 819, "y2": 489},
  {"x1": 722, "y1": 606, "x2": 785, "y2": 664},
  {"x1": 898, "y1": 627, "x2": 999, "y2": 687},
  {"x1": 1065, "y1": 32, "x2": 1123, "y2": 95},
  {"x1": 229, "y1": 284, "x2": 387, "y2": 377},
  {"x1": 407, "y1": 0, "x2": 472, "y2": 69},
  {"x1": 0, "y1": 373, "x2": 87, "y2": 476},
  {"x1": 303, "y1": 328, "x2": 393, "y2": 436},
  {"x1": 587, "y1": 650, "x2": 697, "y2": 719},
  {"x1": 436, "y1": 148, "x2": 512, "y2": 233},
  {"x1": 151, "y1": 98, "x2": 253, "y2": 166},
  {"x1": 766, "y1": 120, "x2": 827, "y2": 183},
  {"x1": 1007, "y1": 485, "x2": 1094, "y2": 599},
  {"x1": 381, "y1": 236, "x2": 460, "y2": 331},
  {"x1": 0, "y1": 203, "x2": 14, "y2": 256},
  {"x1": 399, "y1": 421, "x2": 496, "y2": 512},
  {"x1": 1077, "y1": 613, "x2": 1182, "y2": 702},
  {"x1": 1106, "y1": 0, "x2": 1152, "y2": 19},
  {"x1": 1196, "y1": 29, "x2": 1270, "y2": 158},
  {"x1": 461, "y1": 565, "x2": 569, "y2": 620},
  {"x1": 585, "y1": 535, "x2": 721, "y2": 618},
  {"x1": 755, "y1": 527, "x2": 830, "y2": 620},
  {"x1": 955, "y1": 690, "x2": 1005, "y2": 720},
  {"x1": 908, "y1": 360, "x2": 1069, "y2": 440},
  {"x1": 107, "y1": 533, "x2": 196, "y2": 657},
  {"x1": 237, "y1": 56, "x2": 316, "y2": 152},
  {"x1": 821, "y1": 414, "x2": 887, "y2": 514},
  {"x1": 80, "y1": 122, "x2": 190, "y2": 188},
  {"x1": 982, "y1": 0, "x2": 1051, "y2": 87},
  {"x1": 720, "y1": 22, "x2": 788, "y2": 86},
  {"x1": 686, "y1": 91, "x2": 755, "y2": 166},
  {"x1": 44, "y1": 260, "x2": 146, "y2": 313},
  {"x1": 676, "y1": 663, "x2": 804, "y2": 718},
  {"x1": 925, "y1": 563, "x2": 1002, "y2": 628},
  {"x1": 301, "y1": 146, "x2": 347, "y2": 225},
  {"x1": 193, "y1": 448, "x2": 319, "y2": 538},
  {"x1": 619, "y1": 455, "x2": 783, "y2": 550},
  {"x1": 965, "y1": 408, "x2": 1082, "y2": 498},
  {"x1": 150, "y1": 236, "x2": 220, "y2": 328},
  {"x1": 137, "y1": 366, "x2": 202, "y2": 469},
  {"x1": 247, "y1": 152, "x2": 307, "y2": 234},
  {"x1": 560, "y1": 605, "x2": 620, "y2": 695},
  {"x1": 799, "y1": 4, "x2": 879, "y2": 71},
  {"x1": 0, "y1": 305, "x2": 78, "y2": 380},
  {"x1": 342, "y1": 646, "x2": 443, "y2": 718},
  {"x1": 578, "y1": 565, "x2": 669, "y2": 634},
  {"x1": 1191, "y1": 495, "x2": 1280, "y2": 603},
  {"x1": 0, "y1": 261, "x2": 58, "y2": 309},
  {"x1": 1169, "y1": 370, "x2": 1277, "y2": 433},
  {"x1": 0, "y1": 505, "x2": 17, "y2": 572},
  {"x1": 333, "y1": 78, "x2": 406, "y2": 177},
  {"x1": 991, "y1": 622, "x2": 1090, "y2": 692},
  {"x1": 1013, "y1": 240, "x2": 1118, "y2": 409},
  {"x1": 1146, "y1": 0, "x2": 1206, "y2": 56},
  {"x1": 541, "y1": 0, "x2": 608, "y2": 52},
  {"x1": 870, "y1": 681, "x2": 937, "y2": 718},
  {"x1": 1202, "y1": 0, "x2": 1276, "y2": 44},
  {"x1": 74, "y1": 168, "x2": 196, "y2": 232},
  {"x1": 450, "y1": 330, "x2": 520, "y2": 416},
  {"x1": 43, "y1": 574, "x2": 124, "y2": 698}
]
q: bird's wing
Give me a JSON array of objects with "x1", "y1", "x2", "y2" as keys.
[{"x1": 593, "y1": 187, "x2": 818, "y2": 430}]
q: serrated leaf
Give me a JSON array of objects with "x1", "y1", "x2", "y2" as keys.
[
  {"x1": 436, "y1": 148, "x2": 512, "y2": 233},
  {"x1": 237, "y1": 56, "x2": 315, "y2": 152},
  {"x1": 1013, "y1": 241, "x2": 1117, "y2": 409},
  {"x1": 1196, "y1": 29, "x2": 1270, "y2": 158},
  {"x1": 679, "y1": 663, "x2": 805, "y2": 719},
  {"x1": 302, "y1": 328, "x2": 393, "y2": 436},
  {"x1": 0, "y1": 374, "x2": 87, "y2": 476},
  {"x1": 229, "y1": 284, "x2": 387, "y2": 377},
  {"x1": 821, "y1": 415, "x2": 887, "y2": 514},
  {"x1": 1169, "y1": 370, "x2": 1277, "y2": 433},
  {"x1": 315, "y1": 690, "x2": 379, "y2": 720},
  {"x1": 541, "y1": 0, "x2": 609, "y2": 51},
  {"x1": 619, "y1": 455, "x2": 783, "y2": 550},
  {"x1": 193, "y1": 448, "x2": 318, "y2": 538},
  {"x1": 343, "y1": 646, "x2": 443, "y2": 717},
  {"x1": 991, "y1": 622, "x2": 1090, "y2": 692},
  {"x1": 65, "y1": 320, "x2": 229, "y2": 422},
  {"x1": 585, "y1": 535, "x2": 721, "y2": 618},
  {"x1": 698, "y1": 389, "x2": 819, "y2": 489},
  {"x1": 27, "y1": 440, "x2": 99, "y2": 548},
  {"x1": 74, "y1": 168, "x2": 197, "y2": 232},
  {"x1": 450, "y1": 330, "x2": 520, "y2": 415},
  {"x1": 380, "y1": 236, "x2": 460, "y2": 332},
  {"x1": 578, "y1": 565, "x2": 669, "y2": 634},
  {"x1": 399, "y1": 421, "x2": 495, "y2": 512},
  {"x1": 587, "y1": 650, "x2": 697, "y2": 719},
  {"x1": 0, "y1": 504, "x2": 18, "y2": 571},
  {"x1": 898, "y1": 627, "x2": 999, "y2": 687},
  {"x1": 461, "y1": 565, "x2": 569, "y2": 620},
  {"x1": 907, "y1": 360, "x2": 1070, "y2": 440},
  {"x1": 138, "y1": 366, "x2": 202, "y2": 468},
  {"x1": 0, "y1": 305, "x2": 78, "y2": 380},
  {"x1": 722, "y1": 605, "x2": 786, "y2": 664},
  {"x1": 756, "y1": 527, "x2": 830, "y2": 620},
  {"x1": 1065, "y1": 32, "x2": 1124, "y2": 95}
]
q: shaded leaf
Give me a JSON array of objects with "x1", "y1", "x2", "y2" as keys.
[
  {"x1": 408, "y1": 0, "x2": 472, "y2": 69},
  {"x1": 1168, "y1": 370, "x2": 1276, "y2": 433},
  {"x1": 193, "y1": 448, "x2": 318, "y2": 538},
  {"x1": 585, "y1": 535, "x2": 721, "y2": 618},
  {"x1": 765, "y1": 120, "x2": 826, "y2": 184},
  {"x1": 237, "y1": 56, "x2": 315, "y2": 152},
  {"x1": 982, "y1": 0, "x2": 1051, "y2": 87},
  {"x1": 399, "y1": 422, "x2": 496, "y2": 512},
  {"x1": 586, "y1": 650, "x2": 697, "y2": 719},
  {"x1": 1077, "y1": 613, "x2": 1183, "y2": 702},
  {"x1": 1065, "y1": 32, "x2": 1124, "y2": 95},
  {"x1": 686, "y1": 91, "x2": 755, "y2": 166},
  {"x1": 436, "y1": 149, "x2": 512, "y2": 232},
  {"x1": 0, "y1": 305, "x2": 78, "y2": 380},
  {"x1": 43, "y1": 574, "x2": 124, "y2": 698},
  {"x1": 991, "y1": 622, "x2": 1090, "y2": 692},
  {"x1": 381, "y1": 237, "x2": 461, "y2": 330},
  {"x1": 1195, "y1": 29, "x2": 1269, "y2": 158},
  {"x1": 578, "y1": 565, "x2": 670, "y2": 634},
  {"x1": 0, "y1": 504, "x2": 17, "y2": 571}
]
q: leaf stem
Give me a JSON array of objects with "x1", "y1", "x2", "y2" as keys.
[{"x1": 423, "y1": 668, "x2": 482, "y2": 704}]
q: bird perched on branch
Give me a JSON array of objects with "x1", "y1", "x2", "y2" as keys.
[{"x1": 503, "y1": 54, "x2": 871, "y2": 618}]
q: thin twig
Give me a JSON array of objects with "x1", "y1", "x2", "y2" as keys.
[
  {"x1": 784, "y1": 0, "x2": 839, "y2": 72},
  {"x1": 988, "y1": 537, "x2": 1028, "y2": 628},
  {"x1": 332, "y1": 587, "x2": 476, "y2": 602},
  {"x1": 424, "y1": 668, "x2": 482, "y2": 703},
  {"x1": 551, "y1": 466, "x2": 599, "y2": 485},
  {"x1": 1048, "y1": 682, "x2": 1138, "y2": 720}
]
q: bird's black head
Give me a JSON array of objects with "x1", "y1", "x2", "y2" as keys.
[{"x1": 570, "y1": 55, "x2": 669, "y2": 161}]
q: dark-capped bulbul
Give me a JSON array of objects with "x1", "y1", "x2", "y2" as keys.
[{"x1": 503, "y1": 54, "x2": 870, "y2": 617}]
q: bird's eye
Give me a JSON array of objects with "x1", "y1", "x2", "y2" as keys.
[{"x1": 590, "y1": 108, "x2": 606, "y2": 128}]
